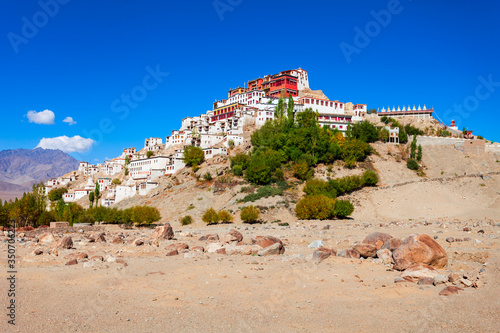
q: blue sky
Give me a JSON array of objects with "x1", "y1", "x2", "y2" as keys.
[{"x1": 1, "y1": 0, "x2": 499, "y2": 163}]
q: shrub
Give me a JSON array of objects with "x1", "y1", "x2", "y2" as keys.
[
  {"x1": 334, "y1": 200, "x2": 354, "y2": 218},
  {"x1": 245, "y1": 149, "x2": 282, "y2": 185},
  {"x1": 112, "y1": 178, "x2": 121, "y2": 185},
  {"x1": 362, "y1": 170, "x2": 379, "y2": 186},
  {"x1": 203, "y1": 172, "x2": 213, "y2": 181},
  {"x1": 378, "y1": 128, "x2": 389, "y2": 142},
  {"x1": 147, "y1": 151, "x2": 154, "y2": 158},
  {"x1": 407, "y1": 158, "x2": 419, "y2": 170},
  {"x1": 180, "y1": 215, "x2": 193, "y2": 225},
  {"x1": 218, "y1": 210, "x2": 233, "y2": 223},
  {"x1": 303, "y1": 178, "x2": 336, "y2": 198},
  {"x1": 183, "y1": 146, "x2": 205, "y2": 167},
  {"x1": 240, "y1": 206, "x2": 260, "y2": 223},
  {"x1": 230, "y1": 153, "x2": 250, "y2": 169},
  {"x1": 351, "y1": 121, "x2": 379, "y2": 143},
  {"x1": 295, "y1": 195, "x2": 335, "y2": 220},
  {"x1": 131, "y1": 206, "x2": 161, "y2": 224},
  {"x1": 48, "y1": 188, "x2": 68, "y2": 202},
  {"x1": 202, "y1": 208, "x2": 219, "y2": 224},
  {"x1": 341, "y1": 139, "x2": 370, "y2": 165},
  {"x1": 228, "y1": 139, "x2": 235, "y2": 147},
  {"x1": 293, "y1": 160, "x2": 310, "y2": 180},
  {"x1": 232, "y1": 165, "x2": 243, "y2": 176}
]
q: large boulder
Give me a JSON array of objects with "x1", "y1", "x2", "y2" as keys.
[
  {"x1": 376, "y1": 249, "x2": 393, "y2": 264},
  {"x1": 38, "y1": 232, "x2": 55, "y2": 244},
  {"x1": 151, "y1": 223, "x2": 174, "y2": 240},
  {"x1": 400, "y1": 263, "x2": 440, "y2": 281},
  {"x1": 337, "y1": 248, "x2": 361, "y2": 259},
  {"x1": 225, "y1": 244, "x2": 262, "y2": 255},
  {"x1": 220, "y1": 229, "x2": 243, "y2": 243},
  {"x1": 165, "y1": 243, "x2": 189, "y2": 252},
  {"x1": 198, "y1": 234, "x2": 219, "y2": 242},
  {"x1": 392, "y1": 234, "x2": 448, "y2": 270},
  {"x1": 252, "y1": 236, "x2": 283, "y2": 249},
  {"x1": 53, "y1": 236, "x2": 73, "y2": 249},
  {"x1": 381, "y1": 238, "x2": 402, "y2": 251},
  {"x1": 352, "y1": 244, "x2": 378, "y2": 258},
  {"x1": 362, "y1": 232, "x2": 393, "y2": 250},
  {"x1": 64, "y1": 252, "x2": 88, "y2": 260},
  {"x1": 205, "y1": 242, "x2": 225, "y2": 253}
]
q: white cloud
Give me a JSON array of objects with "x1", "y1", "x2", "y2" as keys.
[
  {"x1": 27, "y1": 109, "x2": 55, "y2": 125},
  {"x1": 62, "y1": 116, "x2": 77, "y2": 125},
  {"x1": 36, "y1": 135, "x2": 95, "y2": 153}
]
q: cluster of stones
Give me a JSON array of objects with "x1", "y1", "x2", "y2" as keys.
[{"x1": 312, "y1": 232, "x2": 484, "y2": 296}]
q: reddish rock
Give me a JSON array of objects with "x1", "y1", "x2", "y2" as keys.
[
  {"x1": 38, "y1": 232, "x2": 55, "y2": 244},
  {"x1": 417, "y1": 277, "x2": 435, "y2": 285},
  {"x1": 376, "y1": 249, "x2": 393, "y2": 264},
  {"x1": 252, "y1": 236, "x2": 283, "y2": 249},
  {"x1": 228, "y1": 229, "x2": 243, "y2": 242},
  {"x1": 392, "y1": 234, "x2": 448, "y2": 270},
  {"x1": 33, "y1": 249, "x2": 43, "y2": 256},
  {"x1": 165, "y1": 243, "x2": 189, "y2": 252},
  {"x1": 205, "y1": 242, "x2": 225, "y2": 253},
  {"x1": 65, "y1": 259, "x2": 78, "y2": 266},
  {"x1": 463, "y1": 226, "x2": 471, "y2": 232},
  {"x1": 151, "y1": 223, "x2": 174, "y2": 240},
  {"x1": 216, "y1": 248, "x2": 227, "y2": 255},
  {"x1": 448, "y1": 273, "x2": 460, "y2": 284},
  {"x1": 257, "y1": 243, "x2": 283, "y2": 256},
  {"x1": 95, "y1": 233, "x2": 106, "y2": 242},
  {"x1": 166, "y1": 250, "x2": 179, "y2": 256},
  {"x1": 112, "y1": 236, "x2": 123, "y2": 244},
  {"x1": 445, "y1": 237, "x2": 455, "y2": 243},
  {"x1": 199, "y1": 234, "x2": 219, "y2": 242},
  {"x1": 64, "y1": 252, "x2": 88, "y2": 260},
  {"x1": 439, "y1": 286, "x2": 463, "y2": 296},
  {"x1": 400, "y1": 263, "x2": 439, "y2": 281},
  {"x1": 191, "y1": 246, "x2": 205, "y2": 253},
  {"x1": 90, "y1": 256, "x2": 104, "y2": 261},
  {"x1": 337, "y1": 248, "x2": 361, "y2": 259},
  {"x1": 220, "y1": 230, "x2": 242, "y2": 243},
  {"x1": 134, "y1": 239, "x2": 144, "y2": 246},
  {"x1": 362, "y1": 232, "x2": 393, "y2": 250},
  {"x1": 53, "y1": 236, "x2": 73, "y2": 249},
  {"x1": 115, "y1": 258, "x2": 127, "y2": 266},
  {"x1": 352, "y1": 244, "x2": 378, "y2": 258},
  {"x1": 312, "y1": 247, "x2": 336, "y2": 264},
  {"x1": 381, "y1": 238, "x2": 402, "y2": 251},
  {"x1": 86, "y1": 237, "x2": 96, "y2": 243}
]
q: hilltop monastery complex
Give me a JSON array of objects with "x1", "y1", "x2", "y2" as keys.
[{"x1": 46, "y1": 68, "x2": 438, "y2": 207}]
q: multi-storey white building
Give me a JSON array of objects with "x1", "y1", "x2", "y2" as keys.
[{"x1": 129, "y1": 156, "x2": 169, "y2": 180}]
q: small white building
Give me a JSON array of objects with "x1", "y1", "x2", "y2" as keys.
[
  {"x1": 62, "y1": 192, "x2": 75, "y2": 203},
  {"x1": 97, "y1": 178, "x2": 112, "y2": 191},
  {"x1": 75, "y1": 189, "x2": 91, "y2": 200},
  {"x1": 129, "y1": 156, "x2": 170, "y2": 180},
  {"x1": 102, "y1": 198, "x2": 115, "y2": 207},
  {"x1": 115, "y1": 184, "x2": 137, "y2": 203},
  {"x1": 138, "y1": 182, "x2": 159, "y2": 196},
  {"x1": 203, "y1": 147, "x2": 227, "y2": 158},
  {"x1": 78, "y1": 162, "x2": 88, "y2": 172}
]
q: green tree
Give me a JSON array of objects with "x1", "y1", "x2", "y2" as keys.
[
  {"x1": 287, "y1": 94, "x2": 294, "y2": 121},
  {"x1": 417, "y1": 144, "x2": 422, "y2": 161},
  {"x1": 94, "y1": 182, "x2": 100, "y2": 206},
  {"x1": 89, "y1": 191, "x2": 95, "y2": 208},
  {"x1": 183, "y1": 146, "x2": 205, "y2": 167},
  {"x1": 63, "y1": 203, "x2": 84, "y2": 225},
  {"x1": 48, "y1": 188, "x2": 68, "y2": 202},
  {"x1": 276, "y1": 97, "x2": 284, "y2": 118},
  {"x1": 218, "y1": 210, "x2": 233, "y2": 223},
  {"x1": 125, "y1": 155, "x2": 130, "y2": 166},
  {"x1": 351, "y1": 121, "x2": 378, "y2": 143},
  {"x1": 407, "y1": 158, "x2": 419, "y2": 170},
  {"x1": 410, "y1": 135, "x2": 417, "y2": 159},
  {"x1": 147, "y1": 151, "x2": 154, "y2": 158}
]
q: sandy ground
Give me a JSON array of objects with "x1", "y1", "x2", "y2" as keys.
[{"x1": 1, "y1": 218, "x2": 499, "y2": 333}]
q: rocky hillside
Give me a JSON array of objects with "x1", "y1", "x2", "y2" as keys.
[{"x1": 0, "y1": 148, "x2": 79, "y2": 200}]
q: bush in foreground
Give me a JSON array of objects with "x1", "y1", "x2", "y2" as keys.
[
  {"x1": 218, "y1": 210, "x2": 233, "y2": 223},
  {"x1": 295, "y1": 195, "x2": 335, "y2": 220},
  {"x1": 202, "y1": 208, "x2": 220, "y2": 225},
  {"x1": 407, "y1": 158, "x2": 419, "y2": 170},
  {"x1": 334, "y1": 200, "x2": 354, "y2": 219},
  {"x1": 180, "y1": 215, "x2": 193, "y2": 226}
]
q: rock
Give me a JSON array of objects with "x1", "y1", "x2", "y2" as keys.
[
  {"x1": 199, "y1": 234, "x2": 219, "y2": 242},
  {"x1": 448, "y1": 273, "x2": 460, "y2": 284},
  {"x1": 33, "y1": 249, "x2": 43, "y2": 256},
  {"x1": 165, "y1": 243, "x2": 189, "y2": 252},
  {"x1": 392, "y1": 234, "x2": 448, "y2": 270},
  {"x1": 166, "y1": 250, "x2": 179, "y2": 256},
  {"x1": 64, "y1": 252, "x2": 88, "y2": 260},
  {"x1": 151, "y1": 239, "x2": 159, "y2": 247},
  {"x1": 252, "y1": 236, "x2": 284, "y2": 250},
  {"x1": 134, "y1": 239, "x2": 144, "y2": 246},
  {"x1": 216, "y1": 248, "x2": 227, "y2": 255},
  {"x1": 184, "y1": 252, "x2": 209, "y2": 259},
  {"x1": 86, "y1": 237, "x2": 95, "y2": 243},
  {"x1": 376, "y1": 249, "x2": 393, "y2": 264},
  {"x1": 226, "y1": 244, "x2": 262, "y2": 255},
  {"x1": 112, "y1": 236, "x2": 123, "y2": 244},
  {"x1": 363, "y1": 232, "x2": 393, "y2": 250},
  {"x1": 257, "y1": 243, "x2": 284, "y2": 256},
  {"x1": 477, "y1": 229, "x2": 484, "y2": 234},
  {"x1": 312, "y1": 247, "x2": 336, "y2": 264},
  {"x1": 105, "y1": 255, "x2": 116, "y2": 263},
  {"x1": 191, "y1": 246, "x2": 204, "y2": 253},
  {"x1": 205, "y1": 242, "x2": 225, "y2": 253},
  {"x1": 439, "y1": 286, "x2": 463, "y2": 296},
  {"x1": 151, "y1": 223, "x2": 174, "y2": 240},
  {"x1": 445, "y1": 237, "x2": 455, "y2": 243},
  {"x1": 65, "y1": 259, "x2": 78, "y2": 266},
  {"x1": 116, "y1": 258, "x2": 127, "y2": 265},
  {"x1": 394, "y1": 276, "x2": 412, "y2": 283},
  {"x1": 463, "y1": 237, "x2": 472, "y2": 242},
  {"x1": 337, "y1": 249, "x2": 361, "y2": 259},
  {"x1": 38, "y1": 232, "x2": 55, "y2": 244},
  {"x1": 53, "y1": 236, "x2": 73, "y2": 249},
  {"x1": 460, "y1": 278, "x2": 473, "y2": 287},
  {"x1": 463, "y1": 227, "x2": 471, "y2": 232},
  {"x1": 400, "y1": 263, "x2": 439, "y2": 281},
  {"x1": 417, "y1": 277, "x2": 435, "y2": 285},
  {"x1": 381, "y1": 238, "x2": 402, "y2": 251},
  {"x1": 352, "y1": 244, "x2": 378, "y2": 258},
  {"x1": 308, "y1": 240, "x2": 324, "y2": 248},
  {"x1": 95, "y1": 233, "x2": 106, "y2": 242},
  {"x1": 220, "y1": 230, "x2": 243, "y2": 243},
  {"x1": 433, "y1": 275, "x2": 449, "y2": 285},
  {"x1": 90, "y1": 256, "x2": 104, "y2": 261},
  {"x1": 51, "y1": 249, "x2": 58, "y2": 256}
]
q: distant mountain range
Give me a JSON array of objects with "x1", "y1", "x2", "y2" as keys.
[{"x1": 0, "y1": 148, "x2": 80, "y2": 201}]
